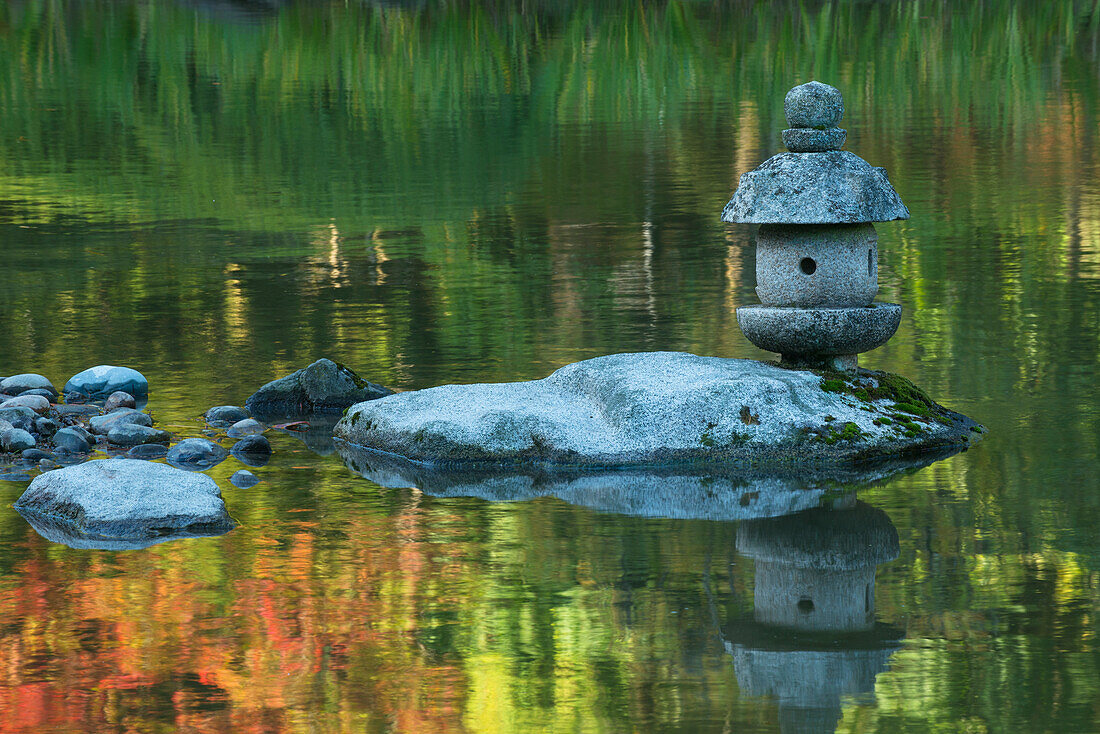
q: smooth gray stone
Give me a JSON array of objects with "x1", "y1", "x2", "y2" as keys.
[
  {"x1": 232, "y1": 434, "x2": 271, "y2": 456},
  {"x1": 34, "y1": 417, "x2": 59, "y2": 437},
  {"x1": 230, "y1": 470, "x2": 260, "y2": 488},
  {"x1": 126, "y1": 443, "x2": 169, "y2": 460},
  {"x1": 205, "y1": 405, "x2": 250, "y2": 423},
  {"x1": 89, "y1": 408, "x2": 152, "y2": 435},
  {"x1": 20, "y1": 388, "x2": 58, "y2": 400},
  {"x1": 38, "y1": 459, "x2": 58, "y2": 471},
  {"x1": 0, "y1": 406, "x2": 37, "y2": 431},
  {"x1": 334, "y1": 352, "x2": 980, "y2": 468},
  {"x1": 13, "y1": 458, "x2": 235, "y2": 547},
  {"x1": 0, "y1": 419, "x2": 11, "y2": 436},
  {"x1": 226, "y1": 418, "x2": 266, "y2": 438},
  {"x1": 339, "y1": 443, "x2": 962, "y2": 521},
  {"x1": 53, "y1": 427, "x2": 93, "y2": 454},
  {"x1": 107, "y1": 424, "x2": 172, "y2": 447},
  {"x1": 737, "y1": 303, "x2": 901, "y2": 360},
  {"x1": 166, "y1": 438, "x2": 229, "y2": 471},
  {"x1": 783, "y1": 127, "x2": 846, "y2": 153},
  {"x1": 784, "y1": 81, "x2": 844, "y2": 128},
  {"x1": 721, "y1": 151, "x2": 910, "y2": 224},
  {"x1": 21, "y1": 448, "x2": 54, "y2": 462},
  {"x1": 245, "y1": 358, "x2": 392, "y2": 417},
  {"x1": 0, "y1": 395, "x2": 50, "y2": 415},
  {"x1": 102, "y1": 391, "x2": 137, "y2": 412},
  {"x1": 0, "y1": 373, "x2": 57, "y2": 398},
  {"x1": 63, "y1": 365, "x2": 148, "y2": 399},
  {"x1": 53, "y1": 404, "x2": 102, "y2": 418},
  {"x1": 755, "y1": 224, "x2": 878, "y2": 307},
  {"x1": 2, "y1": 428, "x2": 36, "y2": 452}
]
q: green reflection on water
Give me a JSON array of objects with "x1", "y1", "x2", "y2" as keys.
[{"x1": 0, "y1": 0, "x2": 1099, "y2": 731}]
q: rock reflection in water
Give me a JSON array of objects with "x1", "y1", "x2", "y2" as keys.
[
  {"x1": 725, "y1": 498, "x2": 902, "y2": 733},
  {"x1": 337, "y1": 441, "x2": 963, "y2": 521}
]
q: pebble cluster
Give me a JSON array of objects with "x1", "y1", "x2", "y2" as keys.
[{"x1": 0, "y1": 368, "x2": 272, "y2": 488}]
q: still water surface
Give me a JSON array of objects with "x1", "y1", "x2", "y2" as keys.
[{"x1": 1, "y1": 1, "x2": 1100, "y2": 731}]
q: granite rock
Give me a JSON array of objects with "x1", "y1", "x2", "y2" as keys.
[
  {"x1": 226, "y1": 418, "x2": 266, "y2": 438},
  {"x1": 89, "y1": 408, "x2": 153, "y2": 435},
  {"x1": 107, "y1": 424, "x2": 172, "y2": 447},
  {"x1": 126, "y1": 443, "x2": 169, "y2": 460},
  {"x1": 103, "y1": 391, "x2": 137, "y2": 412},
  {"x1": 0, "y1": 395, "x2": 51, "y2": 415},
  {"x1": 736, "y1": 304, "x2": 901, "y2": 360},
  {"x1": 2, "y1": 428, "x2": 36, "y2": 452},
  {"x1": 721, "y1": 151, "x2": 910, "y2": 224},
  {"x1": 782, "y1": 127, "x2": 846, "y2": 153},
  {"x1": 53, "y1": 427, "x2": 93, "y2": 454},
  {"x1": 230, "y1": 470, "x2": 260, "y2": 489},
  {"x1": 13, "y1": 458, "x2": 235, "y2": 546},
  {"x1": 784, "y1": 81, "x2": 844, "y2": 128},
  {"x1": 0, "y1": 374, "x2": 57, "y2": 398},
  {"x1": 167, "y1": 438, "x2": 229, "y2": 471},
  {"x1": 64, "y1": 365, "x2": 148, "y2": 399},
  {"x1": 0, "y1": 406, "x2": 38, "y2": 432},
  {"x1": 334, "y1": 352, "x2": 980, "y2": 468},
  {"x1": 245, "y1": 358, "x2": 392, "y2": 417},
  {"x1": 205, "y1": 405, "x2": 250, "y2": 423}
]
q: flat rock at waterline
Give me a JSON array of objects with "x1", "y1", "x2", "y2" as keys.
[
  {"x1": 14, "y1": 458, "x2": 235, "y2": 548},
  {"x1": 334, "y1": 352, "x2": 982, "y2": 469}
]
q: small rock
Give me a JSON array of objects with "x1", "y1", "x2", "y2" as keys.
[
  {"x1": 34, "y1": 417, "x2": 59, "y2": 437},
  {"x1": 231, "y1": 434, "x2": 272, "y2": 467},
  {"x1": 89, "y1": 408, "x2": 153, "y2": 435},
  {"x1": 53, "y1": 427, "x2": 93, "y2": 454},
  {"x1": 784, "y1": 80, "x2": 844, "y2": 128},
  {"x1": 21, "y1": 448, "x2": 54, "y2": 462},
  {"x1": 227, "y1": 418, "x2": 266, "y2": 438},
  {"x1": 2, "y1": 428, "x2": 36, "y2": 452},
  {"x1": 245, "y1": 358, "x2": 392, "y2": 417},
  {"x1": 230, "y1": 470, "x2": 260, "y2": 488},
  {"x1": 126, "y1": 443, "x2": 169, "y2": 460},
  {"x1": 0, "y1": 419, "x2": 12, "y2": 436},
  {"x1": 205, "y1": 405, "x2": 250, "y2": 423},
  {"x1": 107, "y1": 424, "x2": 172, "y2": 447},
  {"x1": 20, "y1": 388, "x2": 58, "y2": 400},
  {"x1": 0, "y1": 374, "x2": 58, "y2": 398},
  {"x1": 166, "y1": 438, "x2": 229, "y2": 471},
  {"x1": 0, "y1": 406, "x2": 38, "y2": 432},
  {"x1": 64, "y1": 391, "x2": 88, "y2": 404},
  {"x1": 1, "y1": 395, "x2": 51, "y2": 415},
  {"x1": 64, "y1": 365, "x2": 148, "y2": 399},
  {"x1": 53, "y1": 404, "x2": 102, "y2": 418},
  {"x1": 38, "y1": 459, "x2": 58, "y2": 471},
  {"x1": 103, "y1": 391, "x2": 137, "y2": 412},
  {"x1": 202, "y1": 429, "x2": 221, "y2": 436}
]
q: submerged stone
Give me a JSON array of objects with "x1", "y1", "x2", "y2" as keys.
[
  {"x1": 167, "y1": 438, "x2": 229, "y2": 471},
  {"x1": 334, "y1": 352, "x2": 980, "y2": 469},
  {"x1": 14, "y1": 458, "x2": 235, "y2": 548}
]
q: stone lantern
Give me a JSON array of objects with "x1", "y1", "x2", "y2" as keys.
[{"x1": 724, "y1": 81, "x2": 910, "y2": 371}]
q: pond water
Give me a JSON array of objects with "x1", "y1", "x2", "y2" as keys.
[{"x1": 1, "y1": 0, "x2": 1099, "y2": 731}]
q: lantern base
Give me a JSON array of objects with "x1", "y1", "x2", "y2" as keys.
[{"x1": 736, "y1": 303, "x2": 901, "y2": 370}]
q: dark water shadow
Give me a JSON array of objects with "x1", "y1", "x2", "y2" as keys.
[
  {"x1": 15, "y1": 508, "x2": 235, "y2": 551},
  {"x1": 337, "y1": 440, "x2": 965, "y2": 521}
]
